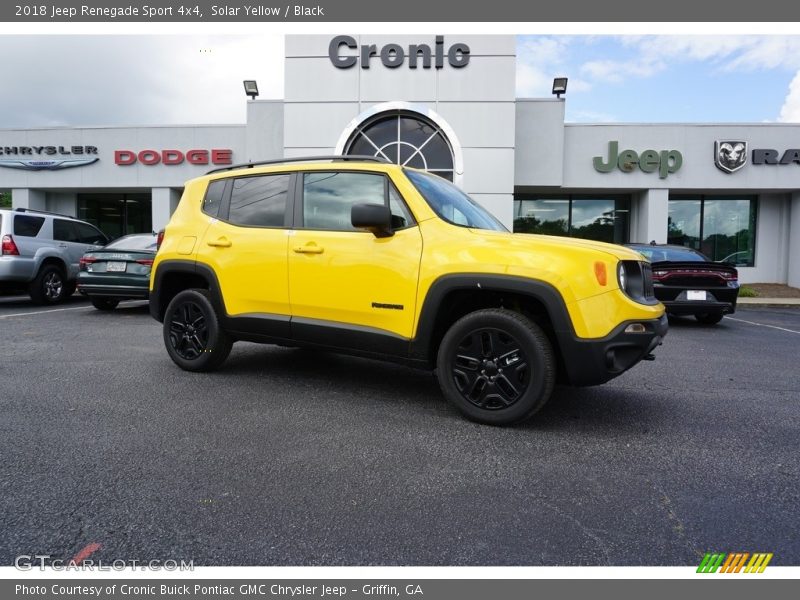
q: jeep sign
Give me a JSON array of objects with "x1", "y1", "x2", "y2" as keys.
[{"x1": 593, "y1": 141, "x2": 682, "y2": 179}]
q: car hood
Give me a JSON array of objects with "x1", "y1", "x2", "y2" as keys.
[{"x1": 470, "y1": 229, "x2": 645, "y2": 261}]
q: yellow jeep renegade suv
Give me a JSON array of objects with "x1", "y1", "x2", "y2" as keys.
[{"x1": 150, "y1": 156, "x2": 667, "y2": 425}]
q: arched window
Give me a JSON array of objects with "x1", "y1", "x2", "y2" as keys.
[{"x1": 344, "y1": 111, "x2": 455, "y2": 181}]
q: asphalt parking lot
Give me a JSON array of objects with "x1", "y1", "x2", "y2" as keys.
[{"x1": 1, "y1": 294, "x2": 798, "y2": 566}]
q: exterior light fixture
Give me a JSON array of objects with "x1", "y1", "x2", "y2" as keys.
[
  {"x1": 243, "y1": 80, "x2": 259, "y2": 100},
  {"x1": 552, "y1": 77, "x2": 568, "y2": 99}
]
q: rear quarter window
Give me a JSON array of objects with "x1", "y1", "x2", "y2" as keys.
[
  {"x1": 202, "y1": 179, "x2": 226, "y2": 218},
  {"x1": 14, "y1": 215, "x2": 46, "y2": 237}
]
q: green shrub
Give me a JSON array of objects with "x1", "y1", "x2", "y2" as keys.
[{"x1": 739, "y1": 286, "x2": 758, "y2": 298}]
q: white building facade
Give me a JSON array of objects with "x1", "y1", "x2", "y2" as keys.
[{"x1": 2, "y1": 34, "x2": 799, "y2": 286}]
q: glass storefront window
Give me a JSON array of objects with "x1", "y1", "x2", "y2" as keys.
[
  {"x1": 513, "y1": 195, "x2": 631, "y2": 244},
  {"x1": 668, "y1": 196, "x2": 756, "y2": 266},
  {"x1": 77, "y1": 193, "x2": 152, "y2": 240},
  {"x1": 667, "y1": 199, "x2": 701, "y2": 249},
  {"x1": 514, "y1": 199, "x2": 568, "y2": 235}
]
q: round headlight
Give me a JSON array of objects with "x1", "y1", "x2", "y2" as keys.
[{"x1": 618, "y1": 262, "x2": 627, "y2": 291}]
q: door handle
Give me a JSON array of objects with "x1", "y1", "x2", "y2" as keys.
[
  {"x1": 207, "y1": 237, "x2": 232, "y2": 248},
  {"x1": 293, "y1": 243, "x2": 324, "y2": 254}
]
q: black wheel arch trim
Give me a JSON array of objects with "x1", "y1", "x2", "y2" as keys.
[
  {"x1": 150, "y1": 260, "x2": 227, "y2": 323},
  {"x1": 410, "y1": 273, "x2": 576, "y2": 362}
]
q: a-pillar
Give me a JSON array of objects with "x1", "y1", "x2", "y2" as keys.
[
  {"x1": 634, "y1": 188, "x2": 669, "y2": 244},
  {"x1": 151, "y1": 188, "x2": 181, "y2": 232}
]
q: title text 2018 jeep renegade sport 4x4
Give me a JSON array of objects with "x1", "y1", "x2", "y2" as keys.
[{"x1": 150, "y1": 157, "x2": 667, "y2": 425}]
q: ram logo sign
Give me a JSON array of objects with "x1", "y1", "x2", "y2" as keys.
[{"x1": 715, "y1": 140, "x2": 748, "y2": 173}]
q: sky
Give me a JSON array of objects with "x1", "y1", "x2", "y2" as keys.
[{"x1": 1, "y1": 34, "x2": 800, "y2": 128}]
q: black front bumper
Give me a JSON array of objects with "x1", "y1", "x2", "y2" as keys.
[{"x1": 557, "y1": 313, "x2": 668, "y2": 386}]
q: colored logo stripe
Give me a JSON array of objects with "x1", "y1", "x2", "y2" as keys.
[
  {"x1": 745, "y1": 553, "x2": 773, "y2": 573},
  {"x1": 697, "y1": 553, "x2": 726, "y2": 573},
  {"x1": 697, "y1": 552, "x2": 773, "y2": 573}
]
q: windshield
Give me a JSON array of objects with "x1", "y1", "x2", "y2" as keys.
[
  {"x1": 405, "y1": 169, "x2": 507, "y2": 232},
  {"x1": 105, "y1": 234, "x2": 157, "y2": 251},
  {"x1": 629, "y1": 245, "x2": 708, "y2": 263}
]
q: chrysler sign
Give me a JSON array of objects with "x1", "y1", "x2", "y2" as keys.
[{"x1": 0, "y1": 144, "x2": 99, "y2": 170}]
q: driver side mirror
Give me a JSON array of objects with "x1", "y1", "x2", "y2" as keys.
[{"x1": 351, "y1": 203, "x2": 394, "y2": 238}]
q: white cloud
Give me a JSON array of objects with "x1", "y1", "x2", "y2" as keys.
[
  {"x1": 516, "y1": 36, "x2": 591, "y2": 97},
  {"x1": 778, "y1": 70, "x2": 800, "y2": 122},
  {"x1": 569, "y1": 36, "x2": 800, "y2": 89},
  {"x1": 0, "y1": 35, "x2": 284, "y2": 128}
]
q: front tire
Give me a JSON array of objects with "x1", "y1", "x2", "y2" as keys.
[
  {"x1": 436, "y1": 308, "x2": 556, "y2": 425},
  {"x1": 91, "y1": 298, "x2": 119, "y2": 311},
  {"x1": 695, "y1": 311, "x2": 724, "y2": 325},
  {"x1": 163, "y1": 289, "x2": 232, "y2": 372},
  {"x1": 29, "y1": 265, "x2": 67, "y2": 305}
]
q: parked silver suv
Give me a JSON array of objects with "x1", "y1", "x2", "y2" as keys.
[{"x1": 0, "y1": 208, "x2": 109, "y2": 304}]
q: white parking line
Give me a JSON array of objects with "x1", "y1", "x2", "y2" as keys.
[
  {"x1": 726, "y1": 316, "x2": 800, "y2": 335},
  {"x1": 0, "y1": 305, "x2": 94, "y2": 319}
]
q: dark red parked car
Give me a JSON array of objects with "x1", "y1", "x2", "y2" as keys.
[{"x1": 626, "y1": 243, "x2": 740, "y2": 325}]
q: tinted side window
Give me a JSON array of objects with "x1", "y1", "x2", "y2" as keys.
[
  {"x1": 228, "y1": 174, "x2": 289, "y2": 227},
  {"x1": 74, "y1": 222, "x2": 108, "y2": 245},
  {"x1": 203, "y1": 179, "x2": 226, "y2": 218},
  {"x1": 14, "y1": 215, "x2": 46, "y2": 237},
  {"x1": 303, "y1": 172, "x2": 385, "y2": 231},
  {"x1": 53, "y1": 219, "x2": 79, "y2": 242}
]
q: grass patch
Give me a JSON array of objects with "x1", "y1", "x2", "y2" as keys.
[{"x1": 739, "y1": 286, "x2": 759, "y2": 298}]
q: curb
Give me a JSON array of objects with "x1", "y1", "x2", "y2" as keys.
[{"x1": 737, "y1": 298, "x2": 800, "y2": 307}]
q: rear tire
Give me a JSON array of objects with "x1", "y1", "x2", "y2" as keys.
[
  {"x1": 163, "y1": 289, "x2": 232, "y2": 372},
  {"x1": 91, "y1": 298, "x2": 119, "y2": 311},
  {"x1": 695, "y1": 312, "x2": 724, "y2": 325},
  {"x1": 29, "y1": 265, "x2": 67, "y2": 305},
  {"x1": 436, "y1": 308, "x2": 556, "y2": 425}
]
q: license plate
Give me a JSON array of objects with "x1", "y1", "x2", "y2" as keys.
[
  {"x1": 106, "y1": 261, "x2": 127, "y2": 273},
  {"x1": 687, "y1": 290, "x2": 707, "y2": 301}
]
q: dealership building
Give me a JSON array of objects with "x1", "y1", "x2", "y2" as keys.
[{"x1": 2, "y1": 34, "x2": 799, "y2": 286}]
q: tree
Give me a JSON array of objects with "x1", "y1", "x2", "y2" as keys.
[{"x1": 0, "y1": 192, "x2": 10, "y2": 209}]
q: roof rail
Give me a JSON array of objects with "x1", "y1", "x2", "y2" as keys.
[
  {"x1": 13, "y1": 207, "x2": 74, "y2": 219},
  {"x1": 206, "y1": 155, "x2": 390, "y2": 175}
]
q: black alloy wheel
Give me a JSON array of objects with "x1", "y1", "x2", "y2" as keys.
[
  {"x1": 437, "y1": 308, "x2": 555, "y2": 425},
  {"x1": 170, "y1": 300, "x2": 210, "y2": 360},
  {"x1": 452, "y1": 327, "x2": 530, "y2": 410},
  {"x1": 163, "y1": 289, "x2": 232, "y2": 371}
]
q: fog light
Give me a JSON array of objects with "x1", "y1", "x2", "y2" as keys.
[{"x1": 624, "y1": 323, "x2": 647, "y2": 334}]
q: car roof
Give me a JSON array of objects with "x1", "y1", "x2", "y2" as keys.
[
  {"x1": 1, "y1": 208, "x2": 83, "y2": 221},
  {"x1": 206, "y1": 155, "x2": 391, "y2": 175}
]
